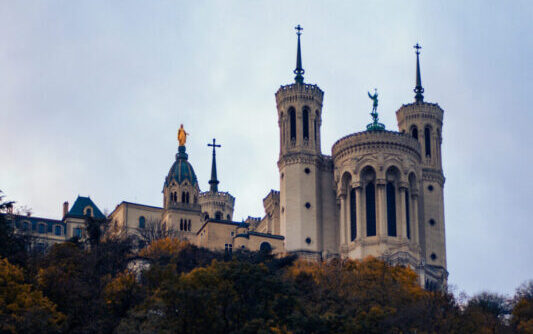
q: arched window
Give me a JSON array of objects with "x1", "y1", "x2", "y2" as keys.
[
  {"x1": 215, "y1": 211, "x2": 222, "y2": 220},
  {"x1": 405, "y1": 190, "x2": 411, "y2": 239},
  {"x1": 182, "y1": 192, "x2": 186, "y2": 203},
  {"x1": 260, "y1": 242, "x2": 272, "y2": 253},
  {"x1": 289, "y1": 107, "x2": 296, "y2": 141},
  {"x1": 84, "y1": 208, "x2": 92, "y2": 216},
  {"x1": 180, "y1": 219, "x2": 183, "y2": 231},
  {"x1": 386, "y1": 182, "x2": 397, "y2": 237},
  {"x1": 188, "y1": 220, "x2": 191, "y2": 231},
  {"x1": 366, "y1": 183, "x2": 376, "y2": 237},
  {"x1": 226, "y1": 214, "x2": 230, "y2": 220},
  {"x1": 38, "y1": 224, "x2": 45, "y2": 234},
  {"x1": 186, "y1": 192, "x2": 190, "y2": 204},
  {"x1": 139, "y1": 216, "x2": 145, "y2": 229},
  {"x1": 55, "y1": 225, "x2": 62, "y2": 236},
  {"x1": 411, "y1": 126, "x2": 418, "y2": 140},
  {"x1": 424, "y1": 126, "x2": 431, "y2": 157},
  {"x1": 302, "y1": 108, "x2": 309, "y2": 140},
  {"x1": 350, "y1": 188, "x2": 357, "y2": 241}
]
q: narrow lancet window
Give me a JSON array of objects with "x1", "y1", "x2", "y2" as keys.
[
  {"x1": 303, "y1": 108, "x2": 309, "y2": 140},
  {"x1": 366, "y1": 183, "x2": 376, "y2": 236},
  {"x1": 386, "y1": 182, "x2": 397, "y2": 236},
  {"x1": 289, "y1": 108, "x2": 296, "y2": 141},
  {"x1": 350, "y1": 188, "x2": 357, "y2": 241},
  {"x1": 425, "y1": 127, "x2": 431, "y2": 157},
  {"x1": 411, "y1": 126, "x2": 418, "y2": 140}
]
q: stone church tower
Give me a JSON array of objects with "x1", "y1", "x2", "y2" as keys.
[{"x1": 276, "y1": 26, "x2": 338, "y2": 257}]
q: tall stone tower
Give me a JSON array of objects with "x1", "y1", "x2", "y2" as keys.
[
  {"x1": 396, "y1": 45, "x2": 447, "y2": 284},
  {"x1": 276, "y1": 26, "x2": 338, "y2": 256}
]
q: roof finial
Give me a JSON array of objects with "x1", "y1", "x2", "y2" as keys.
[
  {"x1": 294, "y1": 25, "x2": 305, "y2": 84},
  {"x1": 414, "y1": 43, "x2": 424, "y2": 102},
  {"x1": 208, "y1": 138, "x2": 221, "y2": 192}
]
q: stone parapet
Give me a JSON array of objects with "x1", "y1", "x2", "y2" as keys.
[
  {"x1": 396, "y1": 102, "x2": 444, "y2": 129},
  {"x1": 332, "y1": 130, "x2": 421, "y2": 162},
  {"x1": 275, "y1": 83, "x2": 324, "y2": 109},
  {"x1": 198, "y1": 191, "x2": 236, "y2": 207}
]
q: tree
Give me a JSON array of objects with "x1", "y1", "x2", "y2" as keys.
[
  {"x1": 0, "y1": 258, "x2": 65, "y2": 333},
  {"x1": 137, "y1": 218, "x2": 178, "y2": 245},
  {"x1": 512, "y1": 280, "x2": 533, "y2": 333}
]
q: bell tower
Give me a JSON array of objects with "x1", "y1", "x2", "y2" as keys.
[
  {"x1": 276, "y1": 26, "x2": 330, "y2": 255},
  {"x1": 396, "y1": 44, "x2": 447, "y2": 284}
]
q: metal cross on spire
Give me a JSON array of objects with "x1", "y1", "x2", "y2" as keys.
[
  {"x1": 294, "y1": 24, "x2": 305, "y2": 84},
  {"x1": 208, "y1": 138, "x2": 221, "y2": 192},
  {"x1": 414, "y1": 43, "x2": 425, "y2": 102}
]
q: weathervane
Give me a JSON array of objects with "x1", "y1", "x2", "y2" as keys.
[{"x1": 366, "y1": 89, "x2": 385, "y2": 131}]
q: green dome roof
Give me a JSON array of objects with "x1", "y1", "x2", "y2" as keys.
[{"x1": 164, "y1": 146, "x2": 198, "y2": 188}]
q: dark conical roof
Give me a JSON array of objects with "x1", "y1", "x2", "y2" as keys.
[{"x1": 164, "y1": 146, "x2": 198, "y2": 188}]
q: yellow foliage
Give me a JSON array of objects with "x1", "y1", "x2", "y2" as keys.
[
  {"x1": 0, "y1": 258, "x2": 65, "y2": 333},
  {"x1": 139, "y1": 237, "x2": 188, "y2": 259}
]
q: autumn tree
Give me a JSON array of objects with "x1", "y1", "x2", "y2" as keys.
[
  {"x1": 512, "y1": 280, "x2": 533, "y2": 333},
  {"x1": 0, "y1": 258, "x2": 65, "y2": 333}
]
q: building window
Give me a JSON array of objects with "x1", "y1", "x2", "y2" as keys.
[
  {"x1": 424, "y1": 126, "x2": 431, "y2": 157},
  {"x1": 304, "y1": 167, "x2": 311, "y2": 174},
  {"x1": 139, "y1": 216, "x2": 145, "y2": 229},
  {"x1": 84, "y1": 208, "x2": 92, "y2": 216},
  {"x1": 260, "y1": 242, "x2": 272, "y2": 253},
  {"x1": 350, "y1": 188, "x2": 357, "y2": 241},
  {"x1": 227, "y1": 214, "x2": 230, "y2": 220},
  {"x1": 303, "y1": 108, "x2": 309, "y2": 140},
  {"x1": 430, "y1": 253, "x2": 437, "y2": 261},
  {"x1": 180, "y1": 219, "x2": 184, "y2": 231},
  {"x1": 186, "y1": 192, "x2": 190, "y2": 204},
  {"x1": 231, "y1": 231, "x2": 234, "y2": 237},
  {"x1": 411, "y1": 126, "x2": 418, "y2": 140},
  {"x1": 305, "y1": 202, "x2": 311, "y2": 209},
  {"x1": 225, "y1": 244, "x2": 233, "y2": 255},
  {"x1": 55, "y1": 225, "x2": 62, "y2": 236},
  {"x1": 405, "y1": 191, "x2": 410, "y2": 239},
  {"x1": 429, "y1": 219, "x2": 436, "y2": 226},
  {"x1": 289, "y1": 108, "x2": 296, "y2": 141},
  {"x1": 31, "y1": 221, "x2": 37, "y2": 231},
  {"x1": 38, "y1": 224, "x2": 45, "y2": 234},
  {"x1": 386, "y1": 182, "x2": 397, "y2": 237},
  {"x1": 188, "y1": 220, "x2": 191, "y2": 231},
  {"x1": 47, "y1": 224, "x2": 52, "y2": 233},
  {"x1": 215, "y1": 211, "x2": 222, "y2": 220},
  {"x1": 305, "y1": 237, "x2": 312, "y2": 244},
  {"x1": 73, "y1": 227, "x2": 82, "y2": 238},
  {"x1": 428, "y1": 185, "x2": 434, "y2": 192},
  {"x1": 22, "y1": 221, "x2": 29, "y2": 231},
  {"x1": 366, "y1": 182, "x2": 376, "y2": 237}
]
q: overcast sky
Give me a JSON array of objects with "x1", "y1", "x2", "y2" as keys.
[{"x1": 1, "y1": 1, "x2": 531, "y2": 296}]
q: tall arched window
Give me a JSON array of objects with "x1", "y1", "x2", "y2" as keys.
[
  {"x1": 139, "y1": 216, "x2": 146, "y2": 229},
  {"x1": 302, "y1": 108, "x2": 309, "y2": 140},
  {"x1": 188, "y1": 220, "x2": 191, "y2": 231},
  {"x1": 405, "y1": 190, "x2": 411, "y2": 239},
  {"x1": 180, "y1": 219, "x2": 183, "y2": 231},
  {"x1": 366, "y1": 183, "x2": 376, "y2": 236},
  {"x1": 386, "y1": 182, "x2": 397, "y2": 237},
  {"x1": 182, "y1": 192, "x2": 186, "y2": 203},
  {"x1": 215, "y1": 211, "x2": 222, "y2": 220},
  {"x1": 186, "y1": 192, "x2": 190, "y2": 204},
  {"x1": 424, "y1": 126, "x2": 431, "y2": 157},
  {"x1": 350, "y1": 188, "x2": 357, "y2": 241},
  {"x1": 411, "y1": 126, "x2": 418, "y2": 140},
  {"x1": 289, "y1": 107, "x2": 296, "y2": 141}
]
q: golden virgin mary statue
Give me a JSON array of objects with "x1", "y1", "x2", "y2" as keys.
[{"x1": 178, "y1": 124, "x2": 188, "y2": 146}]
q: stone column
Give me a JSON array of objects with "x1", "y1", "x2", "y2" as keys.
[
  {"x1": 339, "y1": 193, "x2": 346, "y2": 246},
  {"x1": 398, "y1": 182, "x2": 408, "y2": 239},
  {"x1": 376, "y1": 179, "x2": 387, "y2": 237},
  {"x1": 412, "y1": 192, "x2": 420, "y2": 244},
  {"x1": 352, "y1": 181, "x2": 363, "y2": 240}
]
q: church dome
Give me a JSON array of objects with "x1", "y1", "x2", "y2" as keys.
[{"x1": 164, "y1": 146, "x2": 198, "y2": 188}]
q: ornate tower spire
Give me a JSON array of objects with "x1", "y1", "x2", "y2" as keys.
[
  {"x1": 294, "y1": 25, "x2": 305, "y2": 84},
  {"x1": 414, "y1": 43, "x2": 425, "y2": 102},
  {"x1": 208, "y1": 138, "x2": 221, "y2": 192}
]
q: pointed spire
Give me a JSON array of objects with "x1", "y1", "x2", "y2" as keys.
[
  {"x1": 414, "y1": 43, "x2": 425, "y2": 102},
  {"x1": 294, "y1": 25, "x2": 305, "y2": 84},
  {"x1": 207, "y1": 138, "x2": 221, "y2": 192}
]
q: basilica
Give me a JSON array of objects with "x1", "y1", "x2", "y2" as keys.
[{"x1": 2, "y1": 28, "x2": 448, "y2": 289}]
